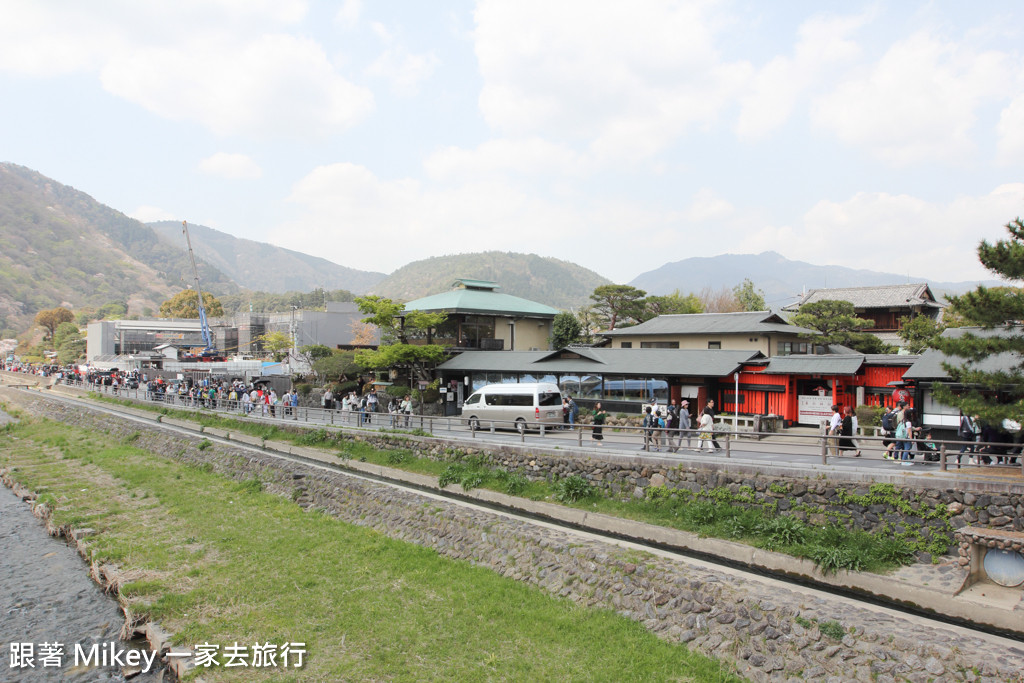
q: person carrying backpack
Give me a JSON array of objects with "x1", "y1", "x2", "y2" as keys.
[
  {"x1": 880, "y1": 406, "x2": 895, "y2": 457},
  {"x1": 957, "y1": 411, "x2": 976, "y2": 463}
]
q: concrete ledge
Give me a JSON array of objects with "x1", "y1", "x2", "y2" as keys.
[
  {"x1": 204, "y1": 427, "x2": 230, "y2": 439},
  {"x1": 160, "y1": 417, "x2": 198, "y2": 431},
  {"x1": 229, "y1": 432, "x2": 265, "y2": 448}
]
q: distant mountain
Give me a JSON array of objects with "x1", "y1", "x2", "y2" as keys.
[
  {"x1": 148, "y1": 221, "x2": 385, "y2": 295},
  {"x1": 0, "y1": 163, "x2": 236, "y2": 332},
  {"x1": 369, "y1": 252, "x2": 612, "y2": 309},
  {"x1": 630, "y1": 251, "x2": 1000, "y2": 308}
]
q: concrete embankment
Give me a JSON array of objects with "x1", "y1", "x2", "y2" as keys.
[{"x1": 2, "y1": 387, "x2": 1023, "y2": 682}]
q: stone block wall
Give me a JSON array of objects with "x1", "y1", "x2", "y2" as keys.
[{"x1": 3, "y1": 390, "x2": 1022, "y2": 681}]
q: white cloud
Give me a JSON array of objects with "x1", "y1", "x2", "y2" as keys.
[
  {"x1": 685, "y1": 188, "x2": 735, "y2": 222},
  {"x1": 366, "y1": 46, "x2": 438, "y2": 97},
  {"x1": 0, "y1": 2, "x2": 371, "y2": 138},
  {"x1": 741, "y1": 184, "x2": 1024, "y2": 281},
  {"x1": 473, "y1": 0, "x2": 745, "y2": 163},
  {"x1": 101, "y1": 34, "x2": 373, "y2": 138},
  {"x1": 424, "y1": 138, "x2": 585, "y2": 181},
  {"x1": 130, "y1": 205, "x2": 177, "y2": 223},
  {"x1": 996, "y1": 94, "x2": 1024, "y2": 163},
  {"x1": 736, "y1": 12, "x2": 867, "y2": 139},
  {"x1": 335, "y1": 0, "x2": 362, "y2": 29},
  {"x1": 811, "y1": 31, "x2": 1013, "y2": 164},
  {"x1": 363, "y1": 21, "x2": 438, "y2": 97},
  {"x1": 0, "y1": 1, "x2": 307, "y2": 76},
  {"x1": 198, "y1": 153, "x2": 262, "y2": 180},
  {"x1": 279, "y1": 162, "x2": 667, "y2": 279}
]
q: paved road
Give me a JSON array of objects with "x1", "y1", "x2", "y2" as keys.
[{"x1": 25, "y1": 377, "x2": 1024, "y2": 479}]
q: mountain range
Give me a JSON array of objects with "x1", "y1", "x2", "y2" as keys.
[
  {"x1": 148, "y1": 220, "x2": 386, "y2": 294},
  {"x1": 0, "y1": 162, "x2": 1001, "y2": 337},
  {"x1": 628, "y1": 251, "x2": 999, "y2": 308}
]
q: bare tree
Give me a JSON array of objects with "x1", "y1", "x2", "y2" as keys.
[{"x1": 697, "y1": 286, "x2": 742, "y2": 313}]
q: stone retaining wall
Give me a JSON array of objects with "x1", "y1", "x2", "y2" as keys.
[
  {"x1": 342, "y1": 432, "x2": 1024, "y2": 553},
  {"x1": 3, "y1": 389, "x2": 1024, "y2": 681}
]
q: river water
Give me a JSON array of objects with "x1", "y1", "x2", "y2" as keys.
[{"x1": 0, "y1": 468, "x2": 163, "y2": 681}]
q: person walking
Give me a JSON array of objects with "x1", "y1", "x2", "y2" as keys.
[
  {"x1": 666, "y1": 399, "x2": 680, "y2": 453},
  {"x1": 957, "y1": 411, "x2": 976, "y2": 464},
  {"x1": 591, "y1": 403, "x2": 607, "y2": 446},
  {"x1": 828, "y1": 405, "x2": 843, "y2": 457},
  {"x1": 401, "y1": 394, "x2": 413, "y2": 427},
  {"x1": 641, "y1": 405, "x2": 655, "y2": 450},
  {"x1": 839, "y1": 406, "x2": 861, "y2": 457},
  {"x1": 678, "y1": 400, "x2": 693, "y2": 451},
  {"x1": 703, "y1": 399, "x2": 721, "y2": 451},
  {"x1": 697, "y1": 410, "x2": 715, "y2": 453},
  {"x1": 896, "y1": 408, "x2": 917, "y2": 465}
]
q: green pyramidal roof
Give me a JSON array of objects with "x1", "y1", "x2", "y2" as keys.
[{"x1": 403, "y1": 283, "x2": 559, "y2": 318}]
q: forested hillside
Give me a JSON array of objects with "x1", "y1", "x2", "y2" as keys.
[
  {"x1": 369, "y1": 252, "x2": 611, "y2": 309},
  {"x1": 0, "y1": 163, "x2": 235, "y2": 335},
  {"x1": 149, "y1": 220, "x2": 386, "y2": 295}
]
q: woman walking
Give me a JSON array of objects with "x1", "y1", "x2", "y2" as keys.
[
  {"x1": 839, "y1": 406, "x2": 861, "y2": 457},
  {"x1": 591, "y1": 403, "x2": 607, "y2": 446},
  {"x1": 697, "y1": 410, "x2": 714, "y2": 453}
]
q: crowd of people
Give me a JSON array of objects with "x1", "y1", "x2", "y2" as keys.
[
  {"x1": 320, "y1": 387, "x2": 415, "y2": 427},
  {"x1": 574, "y1": 397, "x2": 723, "y2": 453}
]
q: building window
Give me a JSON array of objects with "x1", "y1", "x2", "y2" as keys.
[
  {"x1": 640, "y1": 341, "x2": 679, "y2": 349},
  {"x1": 707, "y1": 341, "x2": 721, "y2": 349},
  {"x1": 620, "y1": 342, "x2": 632, "y2": 348},
  {"x1": 778, "y1": 341, "x2": 810, "y2": 356}
]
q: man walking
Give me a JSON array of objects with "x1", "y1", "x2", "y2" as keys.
[{"x1": 703, "y1": 399, "x2": 721, "y2": 451}]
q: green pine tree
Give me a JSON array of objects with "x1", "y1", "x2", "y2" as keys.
[{"x1": 932, "y1": 218, "x2": 1024, "y2": 423}]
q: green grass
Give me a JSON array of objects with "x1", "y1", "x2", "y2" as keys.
[
  {"x1": 0, "y1": 417, "x2": 743, "y2": 682},
  {"x1": 90, "y1": 393, "x2": 925, "y2": 573}
]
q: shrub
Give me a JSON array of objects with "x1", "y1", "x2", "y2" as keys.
[
  {"x1": 439, "y1": 464, "x2": 466, "y2": 489},
  {"x1": 553, "y1": 475, "x2": 595, "y2": 503},
  {"x1": 869, "y1": 535, "x2": 916, "y2": 565},
  {"x1": 386, "y1": 450, "x2": 410, "y2": 465},
  {"x1": 461, "y1": 473, "x2": 484, "y2": 491},
  {"x1": 296, "y1": 429, "x2": 332, "y2": 446},
  {"x1": 684, "y1": 501, "x2": 719, "y2": 527},
  {"x1": 295, "y1": 383, "x2": 312, "y2": 396},
  {"x1": 857, "y1": 404, "x2": 884, "y2": 428},
  {"x1": 808, "y1": 546, "x2": 864, "y2": 574},
  {"x1": 197, "y1": 439, "x2": 212, "y2": 451},
  {"x1": 757, "y1": 515, "x2": 807, "y2": 549},
  {"x1": 494, "y1": 469, "x2": 529, "y2": 497},
  {"x1": 818, "y1": 620, "x2": 845, "y2": 640}
]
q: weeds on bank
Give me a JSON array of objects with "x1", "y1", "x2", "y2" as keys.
[
  {"x1": 0, "y1": 416, "x2": 742, "y2": 683},
  {"x1": 90, "y1": 393, "x2": 928, "y2": 574}
]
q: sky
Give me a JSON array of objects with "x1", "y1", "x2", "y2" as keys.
[{"x1": 2, "y1": 1, "x2": 1023, "y2": 286}]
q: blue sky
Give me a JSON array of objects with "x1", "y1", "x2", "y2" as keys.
[{"x1": 2, "y1": 1, "x2": 1022, "y2": 285}]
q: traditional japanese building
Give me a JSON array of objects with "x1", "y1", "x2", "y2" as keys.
[
  {"x1": 402, "y1": 279, "x2": 559, "y2": 352},
  {"x1": 437, "y1": 345, "x2": 916, "y2": 426},
  {"x1": 600, "y1": 310, "x2": 820, "y2": 356},
  {"x1": 784, "y1": 283, "x2": 944, "y2": 348}
]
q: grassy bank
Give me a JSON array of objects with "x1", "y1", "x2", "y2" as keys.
[
  {"x1": 0, "y1": 415, "x2": 742, "y2": 682},
  {"x1": 91, "y1": 394, "x2": 950, "y2": 573}
]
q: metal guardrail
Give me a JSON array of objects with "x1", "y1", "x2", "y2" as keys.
[{"x1": 49, "y1": 378, "x2": 1024, "y2": 475}]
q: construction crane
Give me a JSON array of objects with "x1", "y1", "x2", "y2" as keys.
[{"x1": 181, "y1": 220, "x2": 216, "y2": 359}]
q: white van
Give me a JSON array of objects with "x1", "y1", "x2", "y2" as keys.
[{"x1": 461, "y1": 383, "x2": 563, "y2": 432}]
